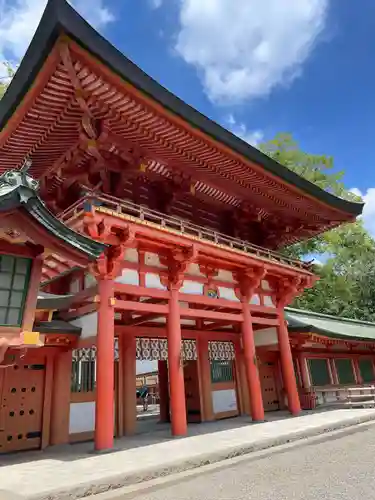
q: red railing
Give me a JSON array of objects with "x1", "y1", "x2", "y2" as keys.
[{"x1": 59, "y1": 194, "x2": 312, "y2": 271}]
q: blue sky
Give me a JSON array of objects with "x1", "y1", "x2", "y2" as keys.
[{"x1": 0, "y1": 0, "x2": 373, "y2": 372}]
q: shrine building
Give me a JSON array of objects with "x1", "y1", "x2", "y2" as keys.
[{"x1": 0, "y1": 0, "x2": 365, "y2": 454}]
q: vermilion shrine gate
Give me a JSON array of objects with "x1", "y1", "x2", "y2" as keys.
[{"x1": 0, "y1": 0, "x2": 363, "y2": 453}]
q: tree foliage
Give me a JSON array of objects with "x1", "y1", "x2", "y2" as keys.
[
  {"x1": 0, "y1": 61, "x2": 15, "y2": 100},
  {"x1": 260, "y1": 133, "x2": 375, "y2": 321}
]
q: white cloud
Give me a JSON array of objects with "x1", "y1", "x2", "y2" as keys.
[
  {"x1": 226, "y1": 114, "x2": 264, "y2": 146},
  {"x1": 175, "y1": 0, "x2": 328, "y2": 104},
  {"x1": 349, "y1": 187, "x2": 375, "y2": 237},
  {"x1": 0, "y1": 0, "x2": 114, "y2": 67}
]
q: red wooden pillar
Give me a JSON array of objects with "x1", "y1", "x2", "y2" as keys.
[
  {"x1": 167, "y1": 285, "x2": 187, "y2": 436},
  {"x1": 329, "y1": 358, "x2": 339, "y2": 384},
  {"x1": 122, "y1": 336, "x2": 137, "y2": 435},
  {"x1": 50, "y1": 350, "x2": 72, "y2": 446},
  {"x1": 298, "y1": 353, "x2": 311, "y2": 389},
  {"x1": 277, "y1": 311, "x2": 301, "y2": 415},
  {"x1": 241, "y1": 300, "x2": 264, "y2": 421},
  {"x1": 197, "y1": 337, "x2": 214, "y2": 422},
  {"x1": 95, "y1": 278, "x2": 115, "y2": 451},
  {"x1": 352, "y1": 358, "x2": 362, "y2": 384},
  {"x1": 158, "y1": 360, "x2": 170, "y2": 423}
]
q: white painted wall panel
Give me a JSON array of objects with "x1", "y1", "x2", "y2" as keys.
[
  {"x1": 255, "y1": 327, "x2": 278, "y2": 346},
  {"x1": 218, "y1": 287, "x2": 239, "y2": 302},
  {"x1": 187, "y1": 263, "x2": 205, "y2": 277},
  {"x1": 69, "y1": 402, "x2": 95, "y2": 433},
  {"x1": 115, "y1": 269, "x2": 139, "y2": 285},
  {"x1": 263, "y1": 295, "x2": 275, "y2": 307},
  {"x1": 250, "y1": 294, "x2": 261, "y2": 305},
  {"x1": 212, "y1": 389, "x2": 238, "y2": 414},
  {"x1": 216, "y1": 270, "x2": 235, "y2": 282},
  {"x1": 145, "y1": 273, "x2": 167, "y2": 290},
  {"x1": 124, "y1": 248, "x2": 139, "y2": 263},
  {"x1": 180, "y1": 280, "x2": 204, "y2": 295},
  {"x1": 70, "y1": 312, "x2": 98, "y2": 338},
  {"x1": 144, "y1": 252, "x2": 166, "y2": 268}
]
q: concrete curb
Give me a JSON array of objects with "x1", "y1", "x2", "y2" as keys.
[{"x1": 21, "y1": 412, "x2": 375, "y2": 500}]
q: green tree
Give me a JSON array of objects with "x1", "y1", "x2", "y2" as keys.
[
  {"x1": 259, "y1": 133, "x2": 375, "y2": 320},
  {"x1": 0, "y1": 62, "x2": 15, "y2": 99}
]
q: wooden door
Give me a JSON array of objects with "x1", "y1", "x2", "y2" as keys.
[
  {"x1": 259, "y1": 361, "x2": 279, "y2": 412},
  {"x1": 0, "y1": 361, "x2": 45, "y2": 453},
  {"x1": 184, "y1": 361, "x2": 201, "y2": 423}
]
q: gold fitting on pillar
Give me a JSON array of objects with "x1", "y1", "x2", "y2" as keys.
[{"x1": 110, "y1": 297, "x2": 116, "y2": 306}]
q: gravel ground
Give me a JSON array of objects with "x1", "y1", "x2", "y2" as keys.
[{"x1": 128, "y1": 424, "x2": 375, "y2": 500}]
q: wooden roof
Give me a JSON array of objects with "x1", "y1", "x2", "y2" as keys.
[
  {"x1": 0, "y1": 169, "x2": 106, "y2": 278},
  {"x1": 0, "y1": 0, "x2": 363, "y2": 246}
]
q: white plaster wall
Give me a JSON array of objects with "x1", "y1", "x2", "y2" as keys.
[
  {"x1": 180, "y1": 280, "x2": 204, "y2": 295},
  {"x1": 263, "y1": 295, "x2": 275, "y2": 307},
  {"x1": 70, "y1": 313, "x2": 98, "y2": 339},
  {"x1": 254, "y1": 327, "x2": 278, "y2": 346},
  {"x1": 212, "y1": 389, "x2": 238, "y2": 414},
  {"x1": 216, "y1": 270, "x2": 235, "y2": 283},
  {"x1": 187, "y1": 263, "x2": 205, "y2": 277},
  {"x1": 124, "y1": 248, "x2": 139, "y2": 263},
  {"x1": 145, "y1": 273, "x2": 167, "y2": 290},
  {"x1": 69, "y1": 402, "x2": 116, "y2": 434},
  {"x1": 144, "y1": 252, "x2": 166, "y2": 268},
  {"x1": 262, "y1": 280, "x2": 271, "y2": 291},
  {"x1": 218, "y1": 287, "x2": 239, "y2": 302},
  {"x1": 69, "y1": 402, "x2": 95, "y2": 433},
  {"x1": 115, "y1": 269, "x2": 139, "y2": 285},
  {"x1": 249, "y1": 294, "x2": 261, "y2": 305}
]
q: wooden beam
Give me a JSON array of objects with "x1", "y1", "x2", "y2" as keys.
[
  {"x1": 115, "y1": 300, "x2": 168, "y2": 315},
  {"x1": 115, "y1": 283, "x2": 169, "y2": 300},
  {"x1": 180, "y1": 309, "x2": 243, "y2": 322}
]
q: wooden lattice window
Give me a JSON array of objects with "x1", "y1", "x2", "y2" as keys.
[
  {"x1": 308, "y1": 358, "x2": 331, "y2": 386},
  {"x1": 71, "y1": 348, "x2": 97, "y2": 393},
  {"x1": 335, "y1": 358, "x2": 355, "y2": 385},
  {"x1": 0, "y1": 255, "x2": 32, "y2": 326},
  {"x1": 359, "y1": 359, "x2": 374, "y2": 383},
  {"x1": 210, "y1": 360, "x2": 234, "y2": 383},
  {"x1": 71, "y1": 340, "x2": 119, "y2": 393}
]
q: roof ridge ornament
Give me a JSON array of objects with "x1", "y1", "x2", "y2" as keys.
[{"x1": 0, "y1": 164, "x2": 40, "y2": 204}]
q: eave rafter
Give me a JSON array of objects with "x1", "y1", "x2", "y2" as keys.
[{"x1": 0, "y1": 28, "x2": 359, "y2": 250}]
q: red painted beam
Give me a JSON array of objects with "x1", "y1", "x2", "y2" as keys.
[
  {"x1": 115, "y1": 283, "x2": 169, "y2": 300},
  {"x1": 115, "y1": 300, "x2": 168, "y2": 315},
  {"x1": 180, "y1": 308, "x2": 243, "y2": 322}
]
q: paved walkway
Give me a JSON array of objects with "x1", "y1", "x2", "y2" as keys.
[{"x1": 1, "y1": 408, "x2": 375, "y2": 500}]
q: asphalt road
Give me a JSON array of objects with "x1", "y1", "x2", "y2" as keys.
[{"x1": 123, "y1": 424, "x2": 375, "y2": 500}]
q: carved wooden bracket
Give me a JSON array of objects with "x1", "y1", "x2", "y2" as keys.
[
  {"x1": 160, "y1": 245, "x2": 198, "y2": 290},
  {"x1": 236, "y1": 266, "x2": 267, "y2": 302},
  {"x1": 199, "y1": 264, "x2": 218, "y2": 283},
  {"x1": 276, "y1": 275, "x2": 315, "y2": 308},
  {"x1": 89, "y1": 226, "x2": 135, "y2": 279}
]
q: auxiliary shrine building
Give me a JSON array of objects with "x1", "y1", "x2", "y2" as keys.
[{"x1": 0, "y1": 0, "x2": 367, "y2": 454}]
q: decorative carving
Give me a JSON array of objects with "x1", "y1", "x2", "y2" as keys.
[
  {"x1": 160, "y1": 245, "x2": 198, "y2": 289},
  {"x1": 89, "y1": 225, "x2": 135, "y2": 279},
  {"x1": 236, "y1": 266, "x2": 267, "y2": 301},
  {"x1": 0, "y1": 169, "x2": 39, "y2": 201},
  {"x1": 135, "y1": 337, "x2": 197, "y2": 361},
  {"x1": 276, "y1": 275, "x2": 315, "y2": 307},
  {"x1": 208, "y1": 341, "x2": 235, "y2": 361},
  {"x1": 199, "y1": 264, "x2": 218, "y2": 283}
]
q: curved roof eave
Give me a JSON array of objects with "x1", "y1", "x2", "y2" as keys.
[
  {"x1": 0, "y1": 0, "x2": 364, "y2": 218},
  {"x1": 0, "y1": 170, "x2": 106, "y2": 259}
]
